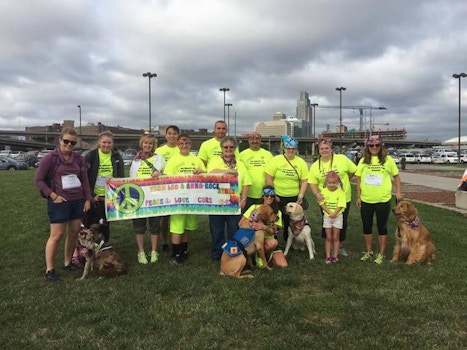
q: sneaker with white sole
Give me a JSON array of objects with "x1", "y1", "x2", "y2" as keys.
[
  {"x1": 137, "y1": 252, "x2": 148, "y2": 264},
  {"x1": 374, "y1": 253, "x2": 385, "y2": 265},
  {"x1": 339, "y1": 247, "x2": 349, "y2": 257},
  {"x1": 150, "y1": 251, "x2": 159, "y2": 263},
  {"x1": 360, "y1": 251, "x2": 374, "y2": 262}
]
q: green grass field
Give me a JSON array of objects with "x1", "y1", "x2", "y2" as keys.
[{"x1": 1, "y1": 169, "x2": 466, "y2": 349}]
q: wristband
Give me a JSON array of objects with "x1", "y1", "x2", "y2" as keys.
[{"x1": 52, "y1": 195, "x2": 58, "y2": 201}]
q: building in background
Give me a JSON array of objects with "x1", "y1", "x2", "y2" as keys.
[{"x1": 296, "y1": 91, "x2": 311, "y2": 137}]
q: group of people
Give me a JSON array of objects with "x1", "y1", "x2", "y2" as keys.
[{"x1": 35, "y1": 122, "x2": 401, "y2": 282}]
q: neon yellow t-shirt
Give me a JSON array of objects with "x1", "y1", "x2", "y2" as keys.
[
  {"x1": 198, "y1": 138, "x2": 239, "y2": 165},
  {"x1": 319, "y1": 187, "x2": 346, "y2": 217},
  {"x1": 308, "y1": 154, "x2": 357, "y2": 202},
  {"x1": 356, "y1": 155, "x2": 399, "y2": 203},
  {"x1": 207, "y1": 156, "x2": 252, "y2": 189},
  {"x1": 239, "y1": 148, "x2": 273, "y2": 198},
  {"x1": 265, "y1": 155, "x2": 308, "y2": 197},
  {"x1": 155, "y1": 144, "x2": 179, "y2": 162},
  {"x1": 164, "y1": 153, "x2": 206, "y2": 175},
  {"x1": 93, "y1": 149, "x2": 113, "y2": 196}
]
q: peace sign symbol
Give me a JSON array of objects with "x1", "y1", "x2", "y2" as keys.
[{"x1": 111, "y1": 183, "x2": 145, "y2": 214}]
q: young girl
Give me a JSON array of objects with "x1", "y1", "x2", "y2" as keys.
[{"x1": 319, "y1": 171, "x2": 346, "y2": 263}]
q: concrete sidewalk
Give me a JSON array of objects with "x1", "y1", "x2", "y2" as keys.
[{"x1": 399, "y1": 171, "x2": 460, "y2": 192}]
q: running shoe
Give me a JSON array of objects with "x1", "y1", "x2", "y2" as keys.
[
  {"x1": 360, "y1": 251, "x2": 374, "y2": 262},
  {"x1": 137, "y1": 252, "x2": 148, "y2": 264},
  {"x1": 150, "y1": 251, "x2": 159, "y2": 263},
  {"x1": 374, "y1": 253, "x2": 385, "y2": 265}
]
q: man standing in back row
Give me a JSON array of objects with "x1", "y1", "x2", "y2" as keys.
[
  {"x1": 239, "y1": 132, "x2": 273, "y2": 212},
  {"x1": 198, "y1": 120, "x2": 239, "y2": 167}
]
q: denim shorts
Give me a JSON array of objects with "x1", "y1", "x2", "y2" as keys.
[{"x1": 48, "y1": 199, "x2": 85, "y2": 224}]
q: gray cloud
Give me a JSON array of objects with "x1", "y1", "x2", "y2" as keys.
[{"x1": 1, "y1": 0, "x2": 467, "y2": 141}]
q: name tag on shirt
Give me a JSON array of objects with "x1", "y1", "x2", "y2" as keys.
[
  {"x1": 62, "y1": 174, "x2": 81, "y2": 189},
  {"x1": 364, "y1": 174, "x2": 382, "y2": 186},
  {"x1": 95, "y1": 175, "x2": 106, "y2": 188}
]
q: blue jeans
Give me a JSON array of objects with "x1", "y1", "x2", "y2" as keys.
[{"x1": 209, "y1": 215, "x2": 241, "y2": 259}]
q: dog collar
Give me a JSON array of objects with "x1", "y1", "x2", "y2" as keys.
[
  {"x1": 93, "y1": 240, "x2": 112, "y2": 253},
  {"x1": 404, "y1": 216, "x2": 420, "y2": 229}
]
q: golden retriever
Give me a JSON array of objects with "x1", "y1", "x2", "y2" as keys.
[
  {"x1": 77, "y1": 225, "x2": 127, "y2": 280},
  {"x1": 219, "y1": 205, "x2": 278, "y2": 278},
  {"x1": 390, "y1": 200, "x2": 435, "y2": 265}
]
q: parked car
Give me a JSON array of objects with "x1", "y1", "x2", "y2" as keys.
[
  {"x1": 460, "y1": 154, "x2": 467, "y2": 164},
  {"x1": 400, "y1": 152, "x2": 416, "y2": 163},
  {"x1": 123, "y1": 153, "x2": 134, "y2": 166},
  {"x1": 414, "y1": 153, "x2": 432, "y2": 164},
  {"x1": 0, "y1": 155, "x2": 29, "y2": 170},
  {"x1": 432, "y1": 153, "x2": 459, "y2": 164}
]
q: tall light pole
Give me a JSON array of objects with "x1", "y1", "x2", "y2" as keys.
[
  {"x1": 219, "y1": 87, "x2": 230, "y2": 122},
  {"x1": 336, "y1": 87, "x2": 346, "y2": 151},
  {"x1": 77, "y1": 105, "x2": 82, "y2": 148},
  {"x1": 453, "y1": 73, "x2": 467, "y2": 163},
  {"x1": 225, "y1": 103, "x2": 233, "y2": 135},
  {"x1": 142, "y1": 72, "x2": 157, "y2": 132},
  {"x1": 311, "y1": 103, "x2": 319, "y2": 157}
]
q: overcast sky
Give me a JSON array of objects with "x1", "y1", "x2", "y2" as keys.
[{"x1": 1, "y1": 0, "x2": 467, "y2": 142}]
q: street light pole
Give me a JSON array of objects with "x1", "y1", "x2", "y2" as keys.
[
  {"x1": 77, "y1": 105, "x2": 82, "y2": 148},
  {"x1": 225, "y1": 103, "x2": 233, "y2": 135},
  {"x1": 336, "y1": 87, "x2": 346, "y2": 151},
  {"x1": 142, "y1": 72, "x2": 157, "y2": 132},
  {"x1": 311, "y1": 103, "x2": 318, "y2": 157},
  {"x1": 219, "y1": 87, "x2": 230, "y2": 122},
  {"x1": 453, "y1": 73, "x2": 467, "y2": 163}
]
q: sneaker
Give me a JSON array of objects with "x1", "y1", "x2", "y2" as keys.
[
  {"x1": 162, "y1": 244, "x2": 169, "y2": 252},
  {"x1": 150, "y1": 251, "x2": 159, "y2": 263},
  {"x1": 137, "y1": 252, "x2": 148, "y2": 264},
  {"x1": 170, "y1": 255, "x2": 184, "y2": 266},
  {"x1": 180, "y1": 251, "x2": 189, "y2": 261},
  {"x1": 360, "y1": 251, "x2": 374, "y2": 262},
  {"x1": 256, "y1": 256, "x2": 264, "y2": 268},
  {"x1": 333, "y1": 257, "x2": 339, "y2": 263},
  {"x1": 339, "y1": 247, "x2": 349, "y2": 257},
  {"x1": 325, "y1": 257, "x2": 333, "y2": 264},
  {"x1": 44, "y1": 269, "x2": 59, "y2": 282},
  {"x1": 374, "y1": 253, "x2": 385, "y2": 265},
  {"x1": 63, "y1": 262, "x2": 80, "y2": 271}
]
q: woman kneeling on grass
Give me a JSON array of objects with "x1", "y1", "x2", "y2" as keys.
[
  {"x1": 241, "y1": 186, "x2": 286, "y2": 269},
  {"x1": 35, "y1": 128, "x2": 92, "y2": 282}
]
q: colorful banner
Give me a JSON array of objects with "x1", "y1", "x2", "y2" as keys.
[{"x1": 105, "y1": 174, "x2": 240, "y2": 221}]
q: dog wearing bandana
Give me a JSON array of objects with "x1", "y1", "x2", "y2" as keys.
[
  {"x1": 391, "y1": 200, "x2": 435, "y2": 265},
  {"x1": 284, "y1": 202, "x2": 315, "y2": 260}
]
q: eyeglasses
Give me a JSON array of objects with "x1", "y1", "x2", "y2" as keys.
[
  {"x1": 62, "y1": 139, "x2": 77, "y2": 146},
  {"x1": 369, "y1": 144, "x2": 381, "y2": 148},
  {"x1": 263, "y1": 194, "x2": 275, "y2": 198},
  {"x1": 223, "y1": 146, "x2": 235, "y2": 149}
]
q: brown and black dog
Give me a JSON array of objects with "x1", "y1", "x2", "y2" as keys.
[
  {"x1": 77, "y1": 224, "x2": 127, "y2": 280},
  {"x1": 391, "y1": 200, "x2": 435, "y2": 265},
  {"x1": 219, "y1": 205, "x2": 278, "y2": 279}
]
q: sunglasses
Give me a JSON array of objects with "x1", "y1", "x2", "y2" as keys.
[
  {"x1": 369, "y1": 144, "x2": 381, "y2": 148},
  {"x1": 263, "y1": 194, "x2": 275, "y2": 198},
  {"x1": 62, "y1": 139, "x2": 77, "y2": 146},
  {"x1": 223, "y1": 146, "x2": 235, "y2": 149}
]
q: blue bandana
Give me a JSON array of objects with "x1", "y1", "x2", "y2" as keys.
[
  {"x1": 262, "y1": 188, "x2": 275, "y2": 196},
  {"x1": 282, "y1": 134, "x2": 298, "y2": 148}
]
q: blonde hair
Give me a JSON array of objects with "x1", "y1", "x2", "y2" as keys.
[{"x1": 138, "y1": 134, "x2": 157, "y2": 152}]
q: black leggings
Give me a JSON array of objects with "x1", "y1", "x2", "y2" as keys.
[{"x1": 360, "y1": 200, "x2": 391, "y2": 235}]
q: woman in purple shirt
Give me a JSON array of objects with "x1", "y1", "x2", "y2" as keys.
[{"x1": 35, "y1": 128, "x2": 92, "y2": 282}]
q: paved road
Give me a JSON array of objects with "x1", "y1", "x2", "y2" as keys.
[{"x1": 400, "y1": 171, "x2": 460, "y2": 192}]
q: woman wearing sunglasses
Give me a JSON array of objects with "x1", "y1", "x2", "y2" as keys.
[
  {"x1": 308, "y1": 137, "x2": 357, "y2": 258},
  {"x1": 355, "y1": 135, "x2": 402, "y2": 265},
  {"x1": 207, "y1": 136, "x2": 251, "y2": 260},
  {"x1": 35, "y1": 128, "x2": 92, "y2": 282},
  {"x1": 241, "y1": 186, "x2": 285, "y2": 269}
]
